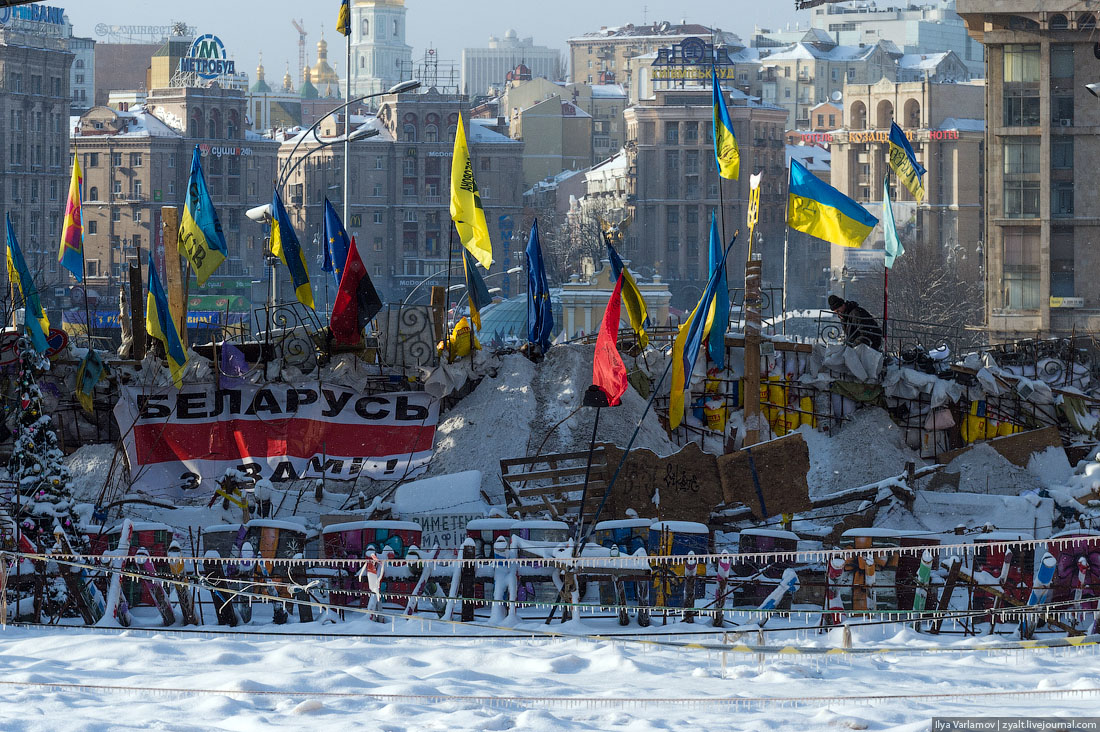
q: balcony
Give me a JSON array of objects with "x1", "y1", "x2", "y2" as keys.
[
  {"x1": 112, "y1": 193, "x2": 147, "y2": 203},
  {"x1": 424, "y1": 195, "x2": 441, "y2": 205}
]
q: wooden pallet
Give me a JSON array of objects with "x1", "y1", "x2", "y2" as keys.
[{"x1": 500, "y1": 447, "x2": 610, "y2": 520}]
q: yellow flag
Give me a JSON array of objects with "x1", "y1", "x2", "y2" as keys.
[{"x1": 450, "y1": 113, "x2": 493, "y2": 269}]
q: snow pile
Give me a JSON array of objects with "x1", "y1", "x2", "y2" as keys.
[
  {"x1": 795, "y1": 409, "x2": 927, "y2": 497},
  {"x1": 65, "y1": 443, "x2": 120, "y2": 503},
  {"x1": 392, "y1": 470, "x2": 487, "y2": 516},
  {"x1": 875, "y1": 491, "x2": 1055, "y2": 537},
  {"x1": 942, "y1": 442, "x2": 1046, "y2": 496},
  {"x1": 1027, "y1": 446, "x2": 1073, "y2": 485},
  {"x1": 423, "y1": 345, "x2": 675, "y2": 500}
]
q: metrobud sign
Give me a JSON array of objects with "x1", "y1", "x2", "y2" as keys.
[{"x1": 179, "y1": 34, "x2": 236, "y2": 80}]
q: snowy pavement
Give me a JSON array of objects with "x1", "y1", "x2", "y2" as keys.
[{"x1": 1, "y1": 616, "x2": 1099, "y2": 731}]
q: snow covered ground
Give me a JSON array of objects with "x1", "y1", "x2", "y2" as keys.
[{"x1": 1, "y1": 617, "x2": 1099, "y2": 731}]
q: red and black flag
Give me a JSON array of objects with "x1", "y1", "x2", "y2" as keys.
[
  {"x1": 330, "y1": 237, "x2": 383, "y2": 345},
  {"x1": 592, "y1": 273, "x2": 628, "y2": 406}
]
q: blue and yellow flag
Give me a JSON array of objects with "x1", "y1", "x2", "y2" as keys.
[
  {"x1": 75, "y1": 348, "x2": 104, "y2": 413},
  {"x1": 145, "y1": 251, "x2": 187, "y2": 388},
  {"x1": 270, "y1": 189, "x2": 315, "y2": 309},
  {"x1": 787, "y1": 158, "x2": 878, "y2": 248},
  {"x1": 322, "y1": 198, "x2": 350, "y2": 286},
  {"x1": 337, "y1": 0, "x2": 350, "y2": 36},
  {"x1": 712, "y1": 66, "x2": 739, "y2": 180},
  {"x1": 605, "y1": 237, "x2": 649, "y2": 348},
  {"x1": 707, "y1": 212, "x2": 730, "y2": 369},
  {"x1": 669, "y1": 233, "x2": 733, "y2": 430},
  {"x1": 888, "y1": 122, "x2": 925, "y2": 202},
  {"x1": 6, "y1": 214, "x2": 49, "y2": 353},
  {"x1": 179, "y1": 146, "x2": 228, "y2": 286},
  {"x1": 463, "y1": 248, "x2": 492, "y2": 331}
]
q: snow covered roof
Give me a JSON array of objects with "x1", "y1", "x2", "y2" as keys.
[
  {"x1": 898, "y1": 52, "x2": 951, "y2": 70},
  {"x1": 763, "y1": 41, "x2": 881, "y2": 63},
  {"x1": 589, "y1": 84, "x2": 627, "y2": 98},
  {"x1": 525, "y1": 168, "x2": 585, "y2": 195},
  {"x1": 73, "y1": 106, "x2": 181, "y2": 139},
  {"x1": 786, "y1": 144, "x2": 831, "y2": 172},
  {"x1": 939, "y1": 117, "x2": 984, "y2": 132},
  {"x1": 469, "y1": 121, "x2": 519, "y2": 144}
]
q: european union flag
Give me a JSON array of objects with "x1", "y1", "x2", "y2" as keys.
[
  {"x1": 525, "y1": 219, "x2": 553, "y2": 352},
  {"x1": 322, "y1": 198, "x2": 351, "y2": 286}
]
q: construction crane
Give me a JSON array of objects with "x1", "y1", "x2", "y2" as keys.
[{"x1": 291, "y1": 19, "x2": 308, "y2": 83}]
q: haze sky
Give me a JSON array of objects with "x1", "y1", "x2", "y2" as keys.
[{"x1": 62, "y1": 0, "x2": 805, "y2": 85}]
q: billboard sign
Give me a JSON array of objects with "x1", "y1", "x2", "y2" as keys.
[{"x1": 179, "y1": 34, "x2": 236, "y2": 80}]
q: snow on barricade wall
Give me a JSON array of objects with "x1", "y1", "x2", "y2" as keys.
[{"x1": 392, "y1": 470, "x2": 488, "y2": 550}]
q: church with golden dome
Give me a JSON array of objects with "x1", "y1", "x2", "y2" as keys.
[{"x1": 307, "y1": 32, "x2": 342, "y2": 99}]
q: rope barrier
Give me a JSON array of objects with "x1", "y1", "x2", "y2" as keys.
[
  {"x1": 7, "y1": 533, "x2": 1099, "y2": 568},
  {"x1": 0, "y1": 679, "x2": 1097, "y2": 709}
]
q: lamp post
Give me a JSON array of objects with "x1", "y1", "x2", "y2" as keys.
[{"x1": 401, "y1": 265, "x2": 463, "y2": 308}]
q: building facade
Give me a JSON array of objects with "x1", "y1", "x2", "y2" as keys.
[
  {"x1": 957, "y1": 2, "x2": 1099, "y2": 338},
  {"x1": 824, "y1": 77, "x2": 985, "y2": 308},
  {"x1": 623, "y1": 88, "x2": 790, "y2": 309},
  {"x1": 568, "y1": 22, "x2": 740, "y2": 101},
  {"x1": 810, "y1": 0, "x2": 985, "y2": 77},
  {"x1": 68, "y1": 35, "x2": 94, "y2": 114},
  {"x1": 462, "y1": 30, "x2": 561, "y2": 98},
  {"x1": 70, "y1": 87, "x2": 278, "y2": 308},
  {"x1": 278, "y1": 89, "x2": 526, "y2": 304},
  {"x1": 347, "y1": 0, "x2": 413, "y2": 98},
  {"x1": 0, "y1": 27, "x2": 73, "y2": 303}
]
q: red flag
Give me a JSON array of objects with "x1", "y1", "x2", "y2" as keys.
[
  {"x1": 330, "y1": 237, "x2": 383, "y2": 345},
  {"x1": 593, "y1": 273, "x2": 628, "y2": 406}
]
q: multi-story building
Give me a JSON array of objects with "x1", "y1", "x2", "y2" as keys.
[
  {"x1": 277, "y1": 89, "x2": 526, "y2": 304},
  {"x1": 247, "y1": 57, "x2": 302, "y2": 132},
  {"x1": 347, "y1": 0, "x2": 413, "y2": 98},
  {"x1": 760, "y1": 38, "x2": 902, "y2": 129},
  {"x1": 93, "y1": 43, "x2": 160, "y2": 106},
  {"x1": 508, "y1": 94, "x2": 591, "y2": 189},
  {"x1": 623, "y1": 88, "x2": 790, "y2": 308},
  {"x1": 462, "y1": 30, "x2": 562, "y2": 98},
  {"x1": 825, "y1": 77, "x2": 985, "y2": 308},
  {"x1": 70, "y1": 86, "x2": 278, "y2": 308},
  {"x1": 0, "y1": 26, "x2": 73, "y2": 303},
  {"x1": 568, "y1": 22, "x2": 740, "y2": 102},
  {"x1": 810, "y1": 0, "x2": 985, "y2": 78},
  {"x1": 957, "y1": 2, "x2": 1100, "y2": 339},
  {"x1": 68, "y1": 35, "x2": 94, "y2": 114}
]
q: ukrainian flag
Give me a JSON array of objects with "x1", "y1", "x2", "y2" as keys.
[
  {"x1": 712, "y1": 65, "x2": 739, "y2": 180},
  {"x1": 6, "y1": 214, "x2": 49, "y2": 353},
  {"x1": 337, "y1": 0, "x2": 350, "y2": 36},
  {"x1": 270, "y1": 189, "x2": 315, "y2": 309},
  {"x1": 670, "y1": 233, "x2": 734, "y2": 431},
  {"x1": 888, "y1": 121, "x2": 926, "y2": 202},
  {"x1": 179, "y1": 146, "x2": 227, "y2": 286},
  {"x1": 145, "y1": 251, "x2": 187, "y2": 388},
  {"x1": 787, "y1": 158, "x2": 878, "y2": 248}
]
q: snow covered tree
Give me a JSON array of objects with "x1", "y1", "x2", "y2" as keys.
[{"x1": 7, "y1": 336, "x2": 82, "y2": 553}]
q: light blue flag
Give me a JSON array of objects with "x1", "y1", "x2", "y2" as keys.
[
  {"x1": 707, "y1": 212, "x2": 730, "y2": 368},
  {"x1": 883, "y1": 175, "x2": 904, "y2": 269}
]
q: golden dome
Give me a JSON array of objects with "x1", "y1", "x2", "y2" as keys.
[
  {"x1": 283, "y1": 63, "x2": 294, "y2": 92},
  {"x1": 309, "y1": 29, "x2": 341, "y2": 89}
]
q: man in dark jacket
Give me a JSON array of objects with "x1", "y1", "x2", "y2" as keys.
[{"x1": 828, "y1": 295, "x2": 883, "y2": 351}]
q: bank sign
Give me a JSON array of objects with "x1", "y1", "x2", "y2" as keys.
[
  {"x1": 179, "y1": 34, "x2": 236, "y2": 80},
  {"x1": 0, "y1": 4, "x2": 66, "y2": 27}
]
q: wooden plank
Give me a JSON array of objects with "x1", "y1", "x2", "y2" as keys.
[
  {"x1": 161, "y1": 206, "x2": 187, "y2": 351},
  {"x1": 507, "y1": 465, "x2": 600, "y2": 483},
  {"x1": 500, "y1": 449, "x2": 604, "y2": 469},
  {"x1": 516, "y1": 481, "x2": 607, "y2": 497}
]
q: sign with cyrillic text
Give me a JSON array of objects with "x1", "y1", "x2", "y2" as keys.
[{"x1": 115, "y1": 384, "x2": 439, "y2": 494}]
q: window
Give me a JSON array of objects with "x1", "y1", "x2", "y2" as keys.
[
  {"x1": 1004, "y1": 180, "x2": 1039, "y2": 218},
  {"x1": 88, "y1": 153, "x2": 98, "y2": 168},
  {"x1": 403, "y1": 158, "x2": 417, "y2": 175},
  {"x1": 1051, "y1": 229, "x2": 1074, "y2": 297},
  {"x1": 1053, "y1": 137, "x2": 1074, "y2": 169},
  {"x1": 373, "y1": 183, "x2": 383, "y2": 196},
  {"x1": 402, "y1": 124, "x2": 416, "y2": 142},
  {"x1": 1004, "y1": 44, "x2": 1040, "y2": 83},
  {"x1": 373, "y1": 211, "x2": 384, "y2": 224},
  {"x1": 1003, "y1": 137, "x2": 1039, "y2": 174},
  {"x1": 132, "y1": 209, "x2": 142, "y2": 223},
  {"x1": 130, "y1": 153, "x2": 142, "y2": 167},
  {"x1": 1003, "y1": 92, "x2": 1040, "y2": 126},
  {"x1": 1052, "y1": 95, "x2": 1073, "y2": 125},
  {"x1": 665, "y1": 123, "x2": 679, "y2": 144},
  {"x1": 424, "y1": 124, "x2": 438, "y2": 142},
  {"x1": 480, "y1": 185, "x2": 490, "y2": 199},
  {"x1": 88, "y1": 220, "x2": 98, "y2": 235},
  {"x1": 685, "y1": 123, "x2": 698, "y2": 142},
  {"x1": 375, "y1": 156, "x2": 385, "y2": 169},
  {"x1": 829, "y1": 114, "x2": 836, "y2": 127},
  {"x1": 112, "y1": 179, "x2": 122, "y2": 195},
  {"x1": 1052, "y1": 181, "x2": 1074, "y2": 217},
  {"x1": 168, "y1": 181, "x2": 175, "y2": 195},
  {"x1": 404, "y1": 210, "x2": 417, "y2": 223},
  {"x1": 49, "y1": 181, "x2": 58, "y2": 201},
  {"x1": 666, "y1": 208, "x2": 679, "y2": 226},
  {"x1": 1003, "y1": 228, "x2": 1039, "y2": 310},
  {"x1": 393, "y1": 19, "x2": 399, "y2": 36},
  {"x1": 112, "y1": 208, "x2": 121, "y2": 222},
  {"x1": 168, "y1": 153, "x2": 176, "y2": 168},
  {"x1": 89, "y1": 186, "x2": 98, "y2": 201},
  {"x1": 112, "y1": 152, "x2": 122, "y2": 166},
  {"x1": 362, "y1": 19, "x2": 369, "y2": 35},
  {"x1": 1051, "y1": 45, "x2": 1074, "y2": 79},
  {"x1": 133, "y1": 179, "x2": 143, "y2": 197},
  {"x1": 480, "y1": 157, "x2": 491, "y2": 171},
  {"x1": 374, "y1": 237, "x2": 383, "y2": 251},
  {"x1": 665, "y1": 150, "x2": 679, "y2": 172}
]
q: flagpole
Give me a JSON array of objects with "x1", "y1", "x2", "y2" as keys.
[
  {"x1": 82, "y1": 252, "x2": 92, "y2": 349},
  {"x1": 781, "y1": 166, "x2": 792, "y2": 335},
  {"x1": 343, "y1": 23, "x2": 351, "y2": 230},
  {"x1": 883, "y1": 264, "x2": 889, "y2": 351},
  {"x1": 444, "y1": 223, "x2": 455, "y2": 359}
]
